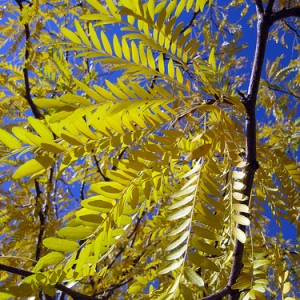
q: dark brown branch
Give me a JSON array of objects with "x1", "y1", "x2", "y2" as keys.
[
  {"x1": 0, "y1": 263, "x2": 101, "y2": 300},
  {"x1": 245, "y1": 13, "x2": 271, "y2": 108},
  {"x1": 180, "y1": 11, "x2": 199, "y2": 34},
  {"x1": 266, "y1": 0, "x2": 275, "y2": 14},
  {"x1": 93, "y1": 155, "x2": 110, "y2": 181},
  {"x1": 270, "y1": 7, "x2": 300, "y2": 23},
  {"x1": 284, "y1": 20, "x2": 300, "y2": 38},
  {"x1": 201, "y1": 286, "x2": 235, "y2": 300},
  {"x1": 266, "y1": 82, "x2": 300, "y2": 100},
  {"x1": 15, "y1": 0, "x2": 42, "y2": 119},
  {"x1": 35, "y1": 180, "x2": 45, "y2": 262}
]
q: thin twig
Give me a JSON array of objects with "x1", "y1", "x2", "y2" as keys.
[
  {"x1": 284, "y1": 20, "x2": 300, "y2": 38},
  {"x1": 0, "y1": 263, "x2": 102, "y2": 300}
]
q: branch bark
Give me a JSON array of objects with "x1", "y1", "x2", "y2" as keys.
[{"x1": 202, "y1": 3, "x2": 274, "y2": 300}]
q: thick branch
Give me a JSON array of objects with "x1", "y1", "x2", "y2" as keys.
[
  {"x1": 271, "y1": 7, "x2": 300, "y2": 23},
  {"x1": 254, "y1": 0, "x2": 264, "y2": 14},
  {"x1": 0, "y1": 263, "x2": 101, "y2": 300}
]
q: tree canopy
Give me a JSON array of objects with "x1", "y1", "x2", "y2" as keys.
[{"x1": 0, "y1": 0, "x2": 299, "y2": 299}]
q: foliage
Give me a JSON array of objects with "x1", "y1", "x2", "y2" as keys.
[{"x1": 0, "y1": 0, "x2": 299, "y2": 299}]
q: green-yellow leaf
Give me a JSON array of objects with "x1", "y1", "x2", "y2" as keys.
[
  {"x1": 58, "y1": 226, "x2": 94, "y2": 240},
  {"x1": 43, "y1": 237, "x2": 79, "y2": 253},
  {"x1": 33, "y1": 252, "x2": 65, "y2": 272},
  {"x1": 0, "y1": 129, "x2": 21, "y2": 149}
]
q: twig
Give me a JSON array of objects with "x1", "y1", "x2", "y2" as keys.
[
  {"x1": 93, "y1": 155, "x2": 110, "y2": 181},
  {"x1": 15, "y1": 0, "x2": 42, "y2": 119},
  {"x1": 266, "y1": 82, "x2": 300, "y2": 100},
  {"x1": 284, "y1": 20, "x2": 300, "y2": 38},
  {"x1": 0, "y1": 263, "x2": 102, "y2": 300}
]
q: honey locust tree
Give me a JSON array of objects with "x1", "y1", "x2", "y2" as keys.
[{"x1": 0, "y1": 0, "x2": 299, "y2": 299}]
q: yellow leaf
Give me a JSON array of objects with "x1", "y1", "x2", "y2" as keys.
[
  {"x1": 147, "y1": 47, "x2": 155, "y2": 70},
  {"x1": 131, "y1": 41, "x2": 139, "y2": 64},
  {"x1": 166, "y1": 244, "x2": 187, "y2": 260},
  {"x1": 158, "y1": 258, "x2": 184, "y2": 274},
  {"x1": 43, "y1": 237, "x2": 79, "y2": 253},
  {"x1": 233, "y1": 214, "x2": 250, "y2": 226},
  {"x1": 167, "y1": 205, "x2": 193, "y2": 220},
  {"x1": 168, "y1": 58, "x2": 175, "y2": 79},
  {"x1": 74, "y1": 19, "x2": 91, "y2": 47},
  {"x1": 231, "y1": 275, "x2": 251, "y2": 290},
  {"x1": 28, "y1": 117, "x2": 53, "y2": 140},
  {"x1": 168, "y1": 219, "x2": 191, "y2": 236},
  {"x1": 184, "y1": 268, "x2": 204, "y2": 287},
  {"x1": 89, "y1": 23, "x2": 101, "y2": 50},
  {"x1": 13, "y1": 156, "x2": 54, "y2": 179},
  {"x1": 233, "y1": 192, "x2": 248, "y2": 201},
  {"x1": 158, "y1": 53, "x2": 165, "y2": 74},
  {"x1": 189, "y1": 143, "x2": 211, "y2": 159},
  {"x1": 73, "y1": 78, "x2": 105, "y2": 103},
  {"x1": 61, "y1": 27, "x2": 81, "y2": 44},
  {"x1": 101, "y1": 31, "x2": 112, "y2": 55},
  {"x1": 0, "y1": 128, "x2": 21, "y2": 149},
  {"x1": 131, "y1": 185, "x2": 139, "y2": 209},
  {"x1": 233, "y1": 203, "x2": 250, "y2": 213},
  {"x1": 113, "y1": 34, "x2": 122, "y2": 58},
  {"x1": 209, "y1": 47, "x2": 216, "y2": 71},
  {"x1": 169, "y1": 195, "x2": 194, "y2": 210},
  {"x1": 166, "y1": 231, "x2": 189, "y2": 251},
  {"x1": 188, "y1": 252, "x2": 219, "y2": 272},
  {"x1": 122, "y1": 38, "x2": 131, "y2": 61}
]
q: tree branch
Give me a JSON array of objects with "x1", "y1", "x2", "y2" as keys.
[
  {"x1": 0, "y1": 263, "x2": 102, "y2": 300},
  {"x1": 266, "y1": 0, "x2": 275, "y2": 14},
  {"x1": 271, "y1": 7, "x2": 300, "y2": 23},
  {"x1": 15, "y1": 0, "x2": 42, "y2": 119}
]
